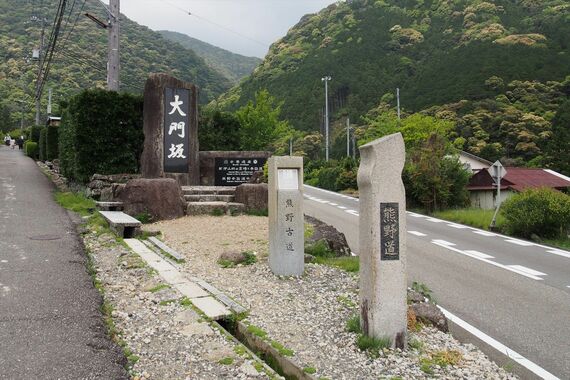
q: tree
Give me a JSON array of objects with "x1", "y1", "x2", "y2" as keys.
[
  {"x1": 543, "y1": 99, "x2": 570, "y2": 175},
  {"x1": 198, "y1": 108, "x2": 241, "y2": 151},
  {"x1": 235, "y1": 89, "x2": 292, "y2": 151}
]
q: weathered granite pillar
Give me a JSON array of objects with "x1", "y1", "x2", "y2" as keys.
[
  {"x1": 268, "y1": 156, "x2": 304, "y2": 276},
  {"x1": 357, "y1": 133, "x2": 407, "y2": 349},
  {"x1": 140, "y1": 73, "x2": 200, "y2": 186}
]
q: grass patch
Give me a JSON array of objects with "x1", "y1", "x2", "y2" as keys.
[
  {"x1": 270, "y1": 340, "x2": 294, "y2": 357},
  {"x1": 544, "y1": 237, "x2": 570, "y2": 250},
  {"x1": 433, "y1": 208, "x2": 505, "y2": 231},
  {"x1": 314, "y1": 256, "x2": 359, "y2": 272},
  {"x1": 337, "y1": 295, "x2": 357, "y2": 309},
  {"x1": 411, "y1": 281, "x2": 434, "y2": 303},
  {"x1": 346, "y1": 314, "x2": 361, "y2": 333},
  {"x1": 54, "y1": 191, "x2": 95, "y2": 216},
  {"x1": 159, "y1": 299, "x2": 176, "y2": 306},
  {"x1": 179, "y1": 297, "x2": 193, "y2": 307},
  {"x1": 218, "y1": 259, "x2": 235, "y2": 268},
  {"x1": 211, "y1": 208, "x2": 225, "y2": 216},
  {"x1": 246, "y1": 324, "x2": 268, "y2": 339},
  {"x1": 218, "y1": 357, "x2": 234, "y2": 365},
  {"x1": 134, "y1": 212, "x2": 153, "y2": 224},
  {"x1": 148, "y1": 284, "x2": 170, "y2": 293},
  {"x1": 305, "y1": 240, "x2": 335, "y2": 258},
  {"x1": 246, "y1": 208, "x2": 268, "y2": 216},
  {"x1": 304, "y1": 223, "x2": 315, "y2": 239},
  {"x1": 409, "y1": 338, "x2": 424, "y2": 352},
  {"x1": 420, "y1": 350, "x2": 463, "y2": 374},
  {"x1": 243, "y1": 251, "x2": 257, "y2": 265},
  {"x1": 356, "y1": 335, "x2": 391, "y2": 357},
  {"x1": 233, "y1": 345, "x2": 248, "y2": 356},
  {"x1": 303, "y1": 367, "x2": 317, "y2": 374}
]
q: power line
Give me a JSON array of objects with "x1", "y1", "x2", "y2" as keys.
[{"x1": 160, "y1": 0, "x2": 270, "y2": 47}]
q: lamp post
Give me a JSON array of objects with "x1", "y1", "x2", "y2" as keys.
[{"x1": 322, "y1": 75, "x2": 331, "y2": 161}]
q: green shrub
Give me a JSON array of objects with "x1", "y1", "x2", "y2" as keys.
[
  {"x1": 501, "y1": 188, "x2": 570, "y2": 238},
  {"x1": 59, "y1": 89, "x2": 143, "y2": 183},
  {"x1": 24, "y1": 141, "x2": 38, "y2": 159},
  {"x1": 46, "y1": 124, "x2": 59, "y2": 161},
  {"x1": 39, "y1": 127, "x2": 47, "y2": 161},
  {"x1": 30, "y1": 125, "x2": 42, "y2": 143}
]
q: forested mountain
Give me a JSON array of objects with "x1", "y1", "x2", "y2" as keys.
[
  {"x1": 158, "y1": 30, "x2": 261, "y2": 85},
  {"x1": 0, "y1": 0, "x2": 230, "y2": 132},
  {"x1": 218, "y1": 0, "x2": 570, "y2": 134}
]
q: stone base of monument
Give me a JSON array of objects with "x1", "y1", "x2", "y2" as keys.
[{"x1": 182, "y1": 186, "x2": 246, "y2": 215}]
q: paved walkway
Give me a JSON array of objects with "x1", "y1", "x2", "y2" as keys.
[{"x1": 0, "y1": 146, "x2": 127, "y2": 379}]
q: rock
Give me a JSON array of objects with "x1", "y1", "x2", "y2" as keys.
[
  {"x1": 116, "y1": 178, "x2": 186, "y2": 221},
  {"x1": 234, "y1": 183, "x2": 268, "y2": 212},
  {"x1": 410, "y1": 302, "x2": 448, "y2": 333},
  {"x1": 407, "y1": 289, "x2": 425, "y2": 304},
  {"x1": 239, "y1": 362, "x2": 259, "y2": 377},
  {"x1": 304, "y1": 254, "x2": 316, "y2": 263},
  {"x1": 86, "y1": 173, "x2": 140, "y2": 200},
  {"x1": 305, "y1": 215, "x2": 352, "y2": 257},
  {"x1": 218, "y1": 251, "x2": 248, "y2": 265}
]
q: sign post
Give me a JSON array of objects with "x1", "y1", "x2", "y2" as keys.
[
  {"x1": 357, "y1": 133, "x2": 407, "y2": 349},
  {"x1": 268, "y1": 156, "x2": 304, "y2": 276},
  {"x1": 488, "y1": 160, "x2": 507, "y2": 230}
]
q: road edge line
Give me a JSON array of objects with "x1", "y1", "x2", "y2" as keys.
[{"x1": 439, "y1": 306, "x2": 560, "y2": 380}]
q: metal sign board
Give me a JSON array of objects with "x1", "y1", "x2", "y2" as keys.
[
  {"x1": 488, "y1": 160, "x2": 506, "y2": 182},
  {"x1": 215, "y1": 158, "x2": 267, "y2": 186}
]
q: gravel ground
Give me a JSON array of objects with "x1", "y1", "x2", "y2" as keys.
[
  {"x1": 86, "y1": 230, "x2": 271, "y2": 380},
  {"x1": 149, "y1": 215, "x2": 518, "y2": 380}
]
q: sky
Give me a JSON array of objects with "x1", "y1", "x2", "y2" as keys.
[{"x1": 104, "y1": 0, "x2": 338, "y2": 58}]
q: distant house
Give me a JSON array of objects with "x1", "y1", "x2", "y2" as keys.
[
  {"x1": 458, "y1": 151, "x2": 492, "y2": 173},
  {"x1": 46, "y1": 116, "x2": 61, "y2": 127},
  {"x1": 467, "y1": 167, "x2": 570, "y2": 209}
]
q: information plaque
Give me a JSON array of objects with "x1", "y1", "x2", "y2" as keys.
[{"x1": 214, "y1": 158, "x2": 267, "y2": 186}]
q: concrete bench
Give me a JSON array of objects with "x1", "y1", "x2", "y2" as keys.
[
  {"x1": 95, "y1": 201, "x2": 124, "y2": 211},
  {"x1": 99, "y1": 211, "x2": 141, "y2": 238}
]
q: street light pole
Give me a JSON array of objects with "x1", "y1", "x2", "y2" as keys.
[
  {"x1": 322, "y1": 75, "x2": 331, "y2": 161},
  {"x1": 346, "y1": 117, "x2": 350, "y2": 157}
]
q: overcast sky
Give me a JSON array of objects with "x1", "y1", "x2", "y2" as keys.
[{"x1": 104, "y1": 0, "x2": 337, "y2": 58}]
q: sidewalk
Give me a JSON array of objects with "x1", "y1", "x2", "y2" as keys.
[{"x1": 0, "y1": 146, "x2": 127, "y2": 379}]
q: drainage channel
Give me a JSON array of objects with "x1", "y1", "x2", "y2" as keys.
[
  {"x1": 128, "y1": 238, "x2": 313, "y2": 380},
  {"x1": 217, "y1": 318, "x2": 315, "y2": 380}
]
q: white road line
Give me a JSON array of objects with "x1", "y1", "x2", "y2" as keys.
[
  {"x1": 504, "y1": 239, "x2": 535, "y2": 247},
  {"x1": 547, "y1": 249, "x2": 570, "y2": 259},
  {"x1": 446, "y1": 223, "x2": 469, "y2": 229},
  {"x1": 439, "y1": 306, "x2": 560, "y2": 380},
  {"x1": 473, "y1": 231, "x2": 497, "y2": 237},
  {"x1": 408, "y1": 212, "x2": 425, "y2": 218},
  {"x1": 425, "y1": 217, "x2": 444, "y2": 223},
  {"x1": 338, "y1": 206, "x2": 347, "y2": 210},
  {"x1": 432, "y1": 239, "x2": 455, "y2": 246},
  {"x1": 432, "y1": 240, "x2": 544, "y2": 281},
  {"x1": 345, "y1": 210, "x2": 359, "y2": 216},
  {"x1": 506, "y1": 265, "x2": 547, "y2": 277},
  {"x1": 567, "y1": 286, "x2": 570, "y2": 289},
  {"x1": 329, "y1": 203, "x2": 338, "y2": 206},
  {"x1": 408, "y1": 231, "x2": 427, "y2": 237},
  {"x1": 463, "y1": 250, "x2": 495, "y2": 260},
  {"x1": 304, "y1": 185, "x2": 359, "y2": 201}
]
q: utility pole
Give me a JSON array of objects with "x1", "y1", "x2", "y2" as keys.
[
  {"x1": 346, "y1": 117, "x2": 350, "y2": 157},
  {"x1": 322, "y1": 75, "x2": 332, "y2": 161},
  {"x1": 47, "y1": 88, "x2": 52, "y2": 116},
  {"x1": 396, "y1": 87, "x2": 401, "y2": 121},
  {"x1": 107, "y1": 0, "x2": 120, "y2": 91},
  {"x1": 35, "y1": 17, "x2": 46, "y2": 125}
]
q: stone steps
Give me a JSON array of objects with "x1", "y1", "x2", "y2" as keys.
[
  {"x1": 186, "y1": 201, "x2": 245, "y2": 216},
  {"x1": 184, "y1": 194, "x2": 235, "y2": 203},
  {"x1": 181, "y1": 186, "x2": 236, "y2": 196},
  {"x1": 183, "y1": 186, "x2": 245, "y2": 215}
]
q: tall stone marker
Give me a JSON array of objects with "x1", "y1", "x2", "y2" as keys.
[
  {"x1": 268, "y1": 156, "x2": 304, "y2": 276},
  {"x1": 357, "y1": 133, "x2": 407, "y2": 349},
  {"x1": 141, "y1": 73, "x2": 200, "y2": 186}
]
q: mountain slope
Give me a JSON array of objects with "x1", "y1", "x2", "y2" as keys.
[
  {"x1": 158, "y1": 30, "x2": 261, "y2": 85},
  {"x1": 218, "y1": 0, "x2": 570, "y2": 131},
  {"x1": 0, "y1": 0, "x2": 230, "y2": 130}
]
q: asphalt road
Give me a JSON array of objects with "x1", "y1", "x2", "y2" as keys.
[
  {"x1": 0, "y1": 146, "x2": 127, "y2": 379},
  {"x1": 304, "y1": 185, "x2": 570, "y2": 379}
]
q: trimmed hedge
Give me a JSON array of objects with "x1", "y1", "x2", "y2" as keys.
[
  {"x1": 25, "y1": 141, "x2": 38, "y2": 159},
  {"x1": 501, "y1": 187, "x2": 570, "y2": 238},
  {"x1": 30, "y1": 125, "x2": 42, "y2": 143},
  {"x1": 59, "y1": 89, "x2": 143, "y2": 183},
  {"x1": 39, "y1": 127, "x2": 47, "y2": 161},
  {"x1": 46, "y1": 124, "x2": 59, "y2": 161}
]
